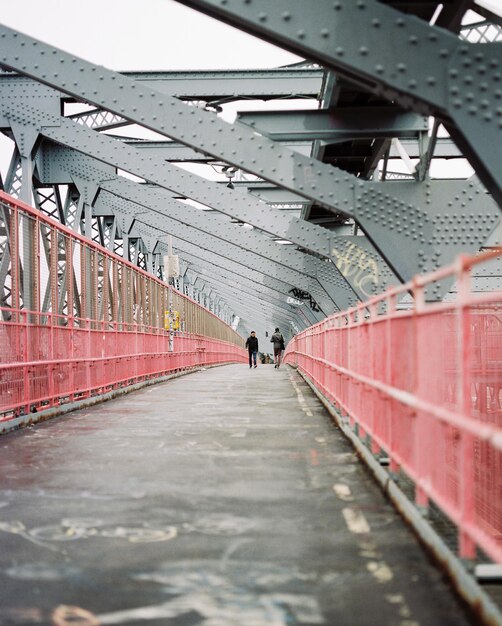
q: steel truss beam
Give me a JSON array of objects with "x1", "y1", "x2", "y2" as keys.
[
  {"x1": 237, "y1": 107, "x2": 428, "y2": 142},
  {"x1": 0, "y1": 27, "x2": 494, "y2": 287},
  {"x1": 172, "y1": 0, "x2": 502, "y2": 208},
  {"x1": 97, "y1": 190, "x2": 329, "y2": 319},
  {"x1": 113, "y1": 139, "x2": 311, "y2": 162},
  {"x1": 97, "y1": 178, "x2": 347, "y2": 310},
  {"x1": 155, "y1": 245, "x2": 314, "y2": 329},
  {"x1": 68, "y1": 67, "x2": 323, "y2": 131},
  {"x1": 153, "y1": 225, "x2": 315, "y2": 314},
  {"x1": 33, "y1": 133, "x2": 341, "y2": 314},
  {"x1": 30, "y1": 115, "x2": 498, "y2": 299},
  {"x1": 175, "y1": 269, "x2": 306, "y2": 331},
  {"x1": 156, "y1": 234, "x2": 314, "y2": 325}
]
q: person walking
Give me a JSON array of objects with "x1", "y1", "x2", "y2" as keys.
[
  {"x1": 245, "y1": 331, "x2": 259, "y2": 369},
  {"x1": 270, "y1": 327, "x2": 285, "y2": 369}
]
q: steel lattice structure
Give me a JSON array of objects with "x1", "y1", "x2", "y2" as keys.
[{"x1": 0, "y1": 0, "x2": 500, "y2": 341}]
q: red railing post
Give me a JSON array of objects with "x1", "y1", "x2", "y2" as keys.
[
  {"x1": 457, "y1": 255, "x2": 476, "y2": 560},
  {"x1": 413, "y1": 278, "x2": 430, "y2": 513}
]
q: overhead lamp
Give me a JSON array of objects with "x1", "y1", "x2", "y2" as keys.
[{"x1": 222, "y1": 165, "x2": 237, "y2": 190}]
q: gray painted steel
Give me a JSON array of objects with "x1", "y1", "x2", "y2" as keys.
[
  {"x1": 173, "y1": 0, "x2": 502, "y2": 207},
  {"x1": 238, "y1": 107, "x2": 428, "y2": 142},
  {"x1": 0, "y1": 34, "x2": 495, "y2": 297}
]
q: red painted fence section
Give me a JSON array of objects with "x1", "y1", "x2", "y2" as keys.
[
  {"x1": 284, "y1": 250, "x2": 502, "y2": 565},
  {"x1": 0, "y1": 192, "x2": 247, "y2": 423}
]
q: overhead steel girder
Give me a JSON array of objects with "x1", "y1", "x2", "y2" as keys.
[
  {"x1": 33, "y1": 116, "x2": 394, "y2": 301},
  {"x1": 96, "y1": 189, "x2": 334, "y2": 316},
  {"x1": 121, "y1": 68, "x2": 323, "y2": 100},
  {"x1": 99, "y1": 191, "x2": 328, "y2": 319},
  {"x1": 0, "y1": 87, "x2": 336, "y2": 259},
  {"x1": 9, "y1": 99, "x2": 495, "y2": 299},
  {"x1": 39, "y1": 132, "x2": 491, "y2": 300},
  {"x1": 175, "y1": 271, "x2": 306, "y2": 331},
  {"x1": 0, "y1": 35, "x2": 362, "y2": 223},
  {"x1": 153, "y1": 226, "x2": 320, "y2": 324},
  {"x1": 177, "y1": 256, "x2": 309, "y2": 329},
  {"x1": 0, "y1": 25, "x2": 471, "y2": 230},
  {"x1": 118, "y1": 139, "x2": 311, "y2": 162},
  {"x1": 157, "y1": 235, "x2": 316, "y2": 326},
  {"x1": 35, "y1": 140, "x2": 339, "y2": 314},
  {"x1": 158, "y1": 243, "x2": 315, "y2": 328},
  {"x1": 173, "y1": 0, "x2": 502, "y2": 209},
  {"x1": 0, "y1": 38, "x2": 496, "y2": 299},
  {"x1": 97, "y1": 177, "x2": 353, "y2": 309},
  {"x1": 23, "y1": 100, "x2": 359, "y2": 304},
  {"x1": 0, "y1": 65, "x2": 446, "y2": 302},
  {"x1": 0, "y1": 48, "x2": 348, "y2": 258},
  {"x1": 179, "y1": 264, "x2": 300, "y2": 330},
  {"x1": 237, "y1": 107, "x2": 428, "y2": 142},
  {"x1": 38, "y1": 142, "x2": 323, "y2": 287},
  {"x1": 69, "y1": 67, "x2": 323, "y2": 131}
]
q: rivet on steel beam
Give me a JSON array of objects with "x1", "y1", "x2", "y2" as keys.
[
  {"x1": 336, "y1": 47, "x2": 344, "y2": 56},
  {"x1": 297, "y1": 30, "x2": 306, "y2": 39}
]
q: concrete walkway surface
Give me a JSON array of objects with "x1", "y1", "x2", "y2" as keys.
[{"x1": 0, "y1": 363, "x2": 475, "y2": 625}]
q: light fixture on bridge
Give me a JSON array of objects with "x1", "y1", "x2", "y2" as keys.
[{"x1": 222, "y1": 165, "x2": 237, "y2": 189}]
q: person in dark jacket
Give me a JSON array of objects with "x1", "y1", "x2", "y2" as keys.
[
  {"x1": 270, "y1": 327, "x2": 285, "y2": 368},
  {"x1": 245, "y1": 331, "x2": 259, "y2": 368}
]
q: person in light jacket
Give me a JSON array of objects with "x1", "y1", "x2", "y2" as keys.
[{"x1": 270, "y1": 327, "x2": 285, "y2": 369}]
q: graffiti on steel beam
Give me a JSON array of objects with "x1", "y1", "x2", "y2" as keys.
[
  {"x1": 288, "y1": 288, "x2": 320, "y2": 312},
  {"x1": 331, "y1": 242, "x2": 379, "y2": 298}
]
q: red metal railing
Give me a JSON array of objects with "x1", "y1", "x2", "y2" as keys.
[
  {"x1": 284, "y1": 249, "x2": 502, "y2": 564},
  {"x1": 0, "y1": 192, "x2": 247, "y2": 421}
]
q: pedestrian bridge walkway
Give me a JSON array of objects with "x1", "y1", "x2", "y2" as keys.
[{"x1": 0, "y1": 363, "x2": 474, "y2": 626}]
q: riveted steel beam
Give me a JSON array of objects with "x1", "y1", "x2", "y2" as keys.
[
  {"x1": 29, "y1": 109, "x2": 500, "y2": 294},
  {"x1": 158, "y1": 236, "x2": 315, "y2": 326},
  {"x1": 97, "y1": 190, "x2": 330, "y2": 317},
  {"x1": 0, "y1": 27, "x2": 360, "y2": 218},
  {"x1": 120, "y1": 139, "x2": 311, "y2": 162},
  {"x1": 153, "y1": 226, "x2": 321, "y2": 326},
  {"x1": 237, "y1": 107, "x2": 428, "y2": 142},
  {"x1": 172, "y1": 0, "x2": 502, "y2": 207},
  {"x1": 148, "y1": 238, "x2": 314, "y2": 329},
  {"x1": 357, "y1": 178, "x2": 500, "y2": 289},
  {"x1": 98, "y1": 178, "x2": 354, "y2": 310},
  {"x1": 0, "y1": 25, "x2": 463, "y2": 230},
  {"x1": 68, "y1": 67, "x2": 323, "y2": 130},
  {"x1": 181, "y1": 258, "x2": 305, "y2": 326},
  {"x1": 0, "y1": 37, "x2": 476, "y2": 297}
]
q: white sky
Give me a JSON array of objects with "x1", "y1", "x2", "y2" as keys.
[{"x1": 0, "y1": 0, "x2": 300, "y2": 71}]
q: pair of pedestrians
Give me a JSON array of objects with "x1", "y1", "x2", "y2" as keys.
[{"x1": 245, "y1": 328, "x2": 285, "y2": 369}]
